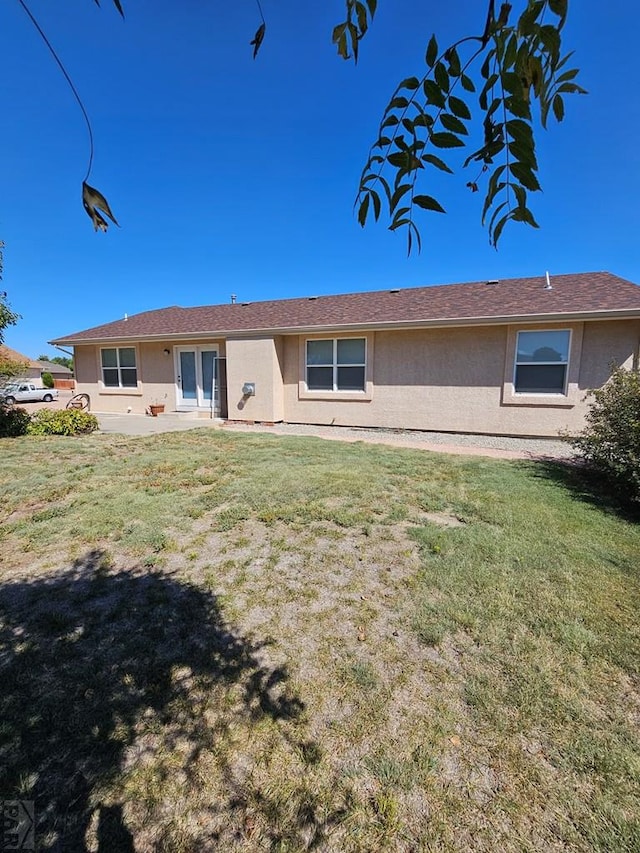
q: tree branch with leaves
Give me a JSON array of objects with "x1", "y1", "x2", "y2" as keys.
[
  {"x1": 12, "y1": 0, "x2": 583, "y2": 254},
  {"x1": 351, "y1": 0, "x2": 585, "y2": 253}
]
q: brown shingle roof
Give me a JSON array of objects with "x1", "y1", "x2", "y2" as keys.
[
  {"x1": 0, "y1": 345, "x2": 39, "y2": 368},
  {"x1": 51, "y1": 272, "x2": 640, "y2": 344}
]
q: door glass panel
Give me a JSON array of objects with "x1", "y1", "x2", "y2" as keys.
[
  {"x1": 201, "y1": 351, "x2": 216, "y2": 402},
  {"x1": 180, "y1": 351, "x2": 197, "y2": 400}
]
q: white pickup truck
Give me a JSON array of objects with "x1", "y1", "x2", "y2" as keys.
[{"x1": 0, "y1": 382, "x2": 58, "y2": 404}]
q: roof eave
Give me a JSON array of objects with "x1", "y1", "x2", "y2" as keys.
[{"x1": 50, "y1": 307, "x2": 640, "y2": 346}]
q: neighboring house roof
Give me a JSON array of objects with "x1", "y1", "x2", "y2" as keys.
[
  {"x1": 0, "y1": 346, "x2": 72, "y2": 374},
  {"x1": 51, "y1": 272, "x2": 640, "y2": 345},
  {"x1": 35, "y1": 360, "x2": 73, "y2": 376},
  {"x1": 0, "y1": 345, "x2": 39, "y2": 369}
]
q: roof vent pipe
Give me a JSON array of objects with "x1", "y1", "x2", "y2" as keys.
[
  {"x1": 230, "y1": 294, "x2": 237, "y2": 304},
  {"x1": 544, "y1": 271, "x2": 553, "y2": 290},
  {"x1": 124, "y1": 313, "x2": 128, "y2": 320}
]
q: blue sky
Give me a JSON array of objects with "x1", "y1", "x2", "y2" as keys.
[{"x1": 1, "y1": 0, "x2": 639, "y2": 357}]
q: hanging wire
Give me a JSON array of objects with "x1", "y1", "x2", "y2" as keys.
[{"x1": 16, "y1": 0, "x2": 95, "y2": 182}]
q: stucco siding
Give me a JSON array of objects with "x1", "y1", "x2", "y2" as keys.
[
  {"x1": 281, "y1": 321, "x2": 640, "y2": 436},
  {"x1": 72, "y1": 319, "x2": 640, "y2": 434},
  {"x1": 73, "y1": 340, "x2": 225, "y2": 414},
  {"x1": 225, "y1": 337, "x2": 285, "y2": 423},
  {"x1": 578, "y1": 320, "x2": 639, "y2": 388}
]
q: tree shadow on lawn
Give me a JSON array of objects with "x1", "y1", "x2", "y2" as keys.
[
  {"x1": 522, "y1": 457, "x2": 640, "y2": 524},
  {"x1": 0, "y1": 551, "x2": 335, "y2": 851}
]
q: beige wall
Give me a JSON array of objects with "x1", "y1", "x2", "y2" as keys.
[
  {"x1": 74, "y1": 340, "x2": 225, "y2": 414},
  {"x1": 225, "y1": 336, "x2": 284, "y2": 422},
  {"x1": 73, "y1": 319, "x2": 639, "y2": 435},
  {"x1": 281, "y1": 320, "x2": 640, "y2": 437}
]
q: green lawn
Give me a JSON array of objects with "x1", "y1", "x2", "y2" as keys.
[{"x1": 1, "y1": 429, "x2": 639, "y2": 851}]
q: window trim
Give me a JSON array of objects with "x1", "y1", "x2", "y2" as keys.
[
  {"x1": 298, "y1": 333, "x2": 374, "y2": 402},
  {"x1": 502, "y1": 324, "x2": 582, "y2": 408},
  {"x1": 306, "y1": 337, "x2": 367, "y2": 393},
  {"x1": 100, "y1": 346, "x2": 139, "y2": 390},
  {"x1": 513, "y1": 328, "x2": 571, "y2": 396}
]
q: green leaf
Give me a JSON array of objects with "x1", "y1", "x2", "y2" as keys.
[
  {"x1": 430, "y1": 132, "x2": 464, "y2": 148},
  {"x1": 518, "y1": 1, "x2": 545, "y2": 36},
  {"x1": 434, "y1": 62, "x2": 449, "y2": 93},
  {"x1": 502, "y1": 72, "x2": 523, "y2": 96},
  {"x1": 512, "y1": 206, "x2": 540, "y2": 227},
  {"x1": 400, "y1": 76, "x2": 420, "y2": 90},
  {"x1": 505, "y1": 95, "x2": 532, "y2": 119},
  {"x1": 422, "y1": 153, "x2": 454, "y2": 173},
  {"x1": 423, "y1": 80, "x2": 446, "y2": 108},
  {"x1": 506, "y1": 118, "x2": 534, "y2": 145},
  {"x1": 552, "y1": 94, "x2": 565, "y2": 121},
  {"x1": 487, "y1": 200, "x2": 509, "y2": 233},
  {"x1": 370, "y1": 189, "x2": 381, "y2": 220},
  {"x1": 357, "y1": 193, "x2": 370, "y2": 227},
  {"x1": 504, "y1": 34, "x2": 517, "y2": 70},
  {"x1": 355, "y1": 1, "x2": 369, "y2": 33},
  {"x1": 390, "y1": 183, "x2": 412, "y2": 211},
  {"x1": 481, "y1": 164, "x2": 506, "y2": 221},
  {"x1": 381, "y1": 114, "x2": 399, "y2": 128},
  {"x1": 366, "y1": 0, "x2": 378, "y2": 17},
  {"x1": 407, "y1": 223, "x2": 422, "y2": 257},
  {"x1": 549, "y1": 0, "x2": 568, "y2": 24},
  {"x1": 445, "y1": 46, "x2": 461, "y2": 76},
  {"x1": 250, "y1": 22, "x2": 266, "y2": 59},
  {"x1": 440, "y1": 113, "x2": 468, "y2": 135},
  {"x1": 389, "y1": 96, "x2": 410, "y2": 109},
  {"x1": 510, "y1": 162, "x2": 541, "y2": 192},
  {"x1": 426, "y1": 34, "x2": 438, "y2": 68},
  {"x1": 508, "y1": 141, "x2": 538, "y2": 171},
  {"x1": 540, "y1": 25, "x2": 561, "y2": 63},
  {"x1": 414, "y1": 195, "x2": 446, "y2": 213},
  {"x1": 448, "y1": 95, "x2": 471, "y2": 120},
  {"x1": 461, "y1": 74, "x2": 476, "y2": 93},
  {"x1": 348, "y1": 21, "x2": 360, "y2": 62},
  {"x1": 491, "y1": 211, "x2": 511, "y2": 247},
  {"x1": 413, "y1": 113, "x2": 434, "y2": 128}
]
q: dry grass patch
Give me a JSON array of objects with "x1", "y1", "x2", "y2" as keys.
[{"x1": 1, "y1": 429, "x2": 639, "y2": 851}]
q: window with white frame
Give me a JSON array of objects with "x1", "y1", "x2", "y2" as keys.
[
  {"x1": 306, "y1": 338, "x2": 366, "y2": 392},
  {"x1": 514, "y1": 330, "x2": 570, "y2": 394},
  {"x1": 101, "y1": 347, "x2": 138, "y2": 388}
]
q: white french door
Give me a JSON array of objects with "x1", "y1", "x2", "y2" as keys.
[{"x1": 175, "y1": 346, "x2": 219, "y2": 410}]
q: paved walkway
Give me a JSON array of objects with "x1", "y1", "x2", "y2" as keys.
[
  {"x1": 15, "y1": 392, "x2": 572, "y2": 459},
  {"x1": 94, "y1": 412, "x2": 573, "y2": 460}
]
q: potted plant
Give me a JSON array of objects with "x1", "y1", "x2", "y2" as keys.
[{"x1": 148, "y1": 400, "x2": 165, "y2": 417}]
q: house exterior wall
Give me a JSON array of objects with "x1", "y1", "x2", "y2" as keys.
[
  {"x1": 74, "y1": 339, "x2": 226, "y2": 413},
  {"x1": 225, "y1": 336, "x2": 285, "y2": 422},
  {"x1": 72, "y1": 319, "x2": 639, "y2": 435},
  {"x1": 280, "y1": 320, "x2": 640, "y2": 437}
]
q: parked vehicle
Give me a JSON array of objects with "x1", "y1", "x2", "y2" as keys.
[{"x1": 0, "y1": 382, "x2": 58, "y2": 404}]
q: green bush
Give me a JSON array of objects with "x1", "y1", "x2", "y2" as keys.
[
  {"x1": 0, "y1": 401, "x2": 31, "y2": 437},
  {"x1": 41, "y1": 372, "x2": 54, "y2": 388},
  {"x1": 571, "y1": 366, "x2": 640, "y2": 503},
  {"x1": 27, "y1": 409, "x2": 99, "y2": 437}
]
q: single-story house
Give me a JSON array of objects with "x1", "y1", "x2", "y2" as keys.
[
  {"x1": 0, "y1": 346, "x2": 73, "y2": 382},
  {"x1": 50, "y1": 271, "x2": 640, "y2": 437}
]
